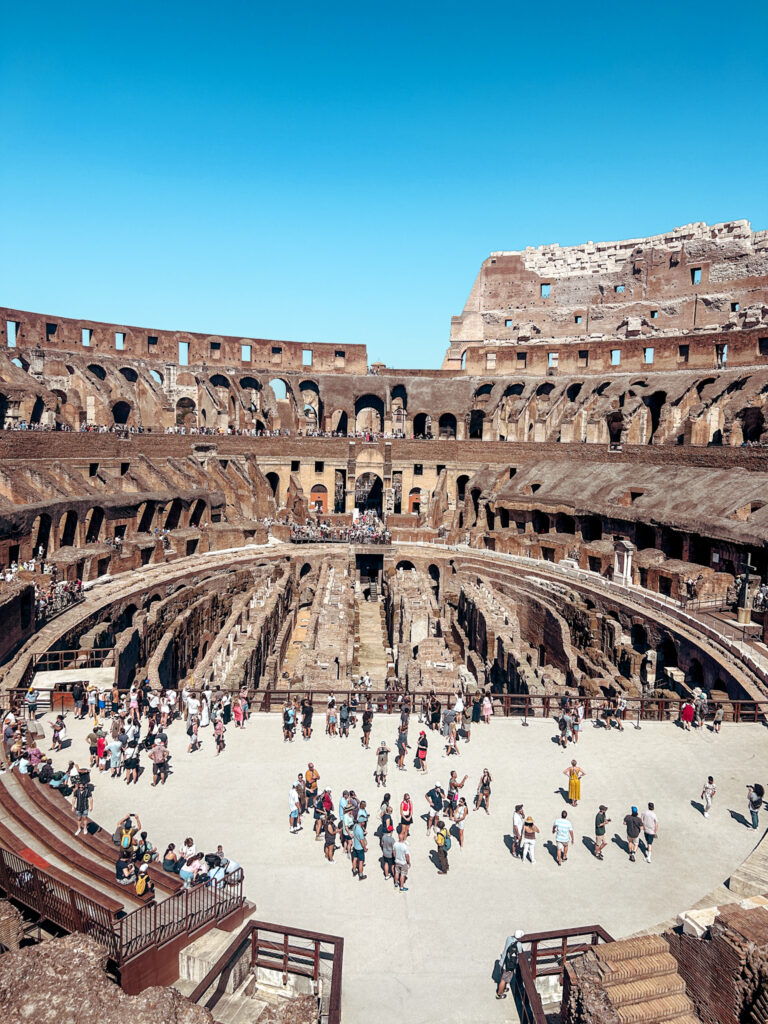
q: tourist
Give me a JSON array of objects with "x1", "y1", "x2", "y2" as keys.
[
  {"x1": 374, "y1": 739, "x2": 390, "y2": 786},
  {"x1": 521, "y1": 815, "x2": 539, "y2": 864},
  {"x1": 124, "y1": 733, "x2": 141, "y2": 783},
  {"x1": 623, "y1": 806, "x2": 643, "y2": 862},
  {"x1": 51, "y1": 715, "x2": 66, "y2": 752},
  {"x1": 162, "y1": 843, "x2": 182, "y2": 872},
  {"x1": 641, "y1": 803, "x2": 658, "y2": 862},
  {"x1": 701, "y1": 777, "x2": 716, "y2": 818},
  {"x1": 552, "y1": 810, "x2": 574, "y2": 866},
  {"x1": 86, "y1": 725, "x2": 100, "y2": 768},
  {"x1": 454, "y1": 797, "x2": 468, "y2": 847},
  {"x1": 305, "y1": 762, "x2": 319, "y2": 807},
  {"x1": 301, "y1": 698, "x2": 313, "y2": 740},
  {"x1": 115, "y1": 850, "x2": 136, "y2": 886},
  {"x1": 148, "y1": 738, "x2": 168, "y2": 785},
  {"x1": 395, "y1": 721, "x2": 408, "y2": 770},
  {"x1": 496, "y1": 931, "x2": 525, "y2": 1000},
  {"x1": 475, "y1": 769, "x2": 492, "y2": 814},
  {"x1": 135, "y1": 864, "x2": 155, "y2": 899},
  {"x1": 72, "y1": 681, "x2": 85, "y2": 720},
  {"x1": 361, "y1": 703, "x2": 373, "y2": 749},
  {"x1": 416, "y1": 730, "x2": 428, "y2": 772},
  {"x1": 186, "y1": 715, "x2": 200, "y2": 754},
  {"x1": 179, "y1": 837, "x2": 196, "y2": 860},
  {"x1": 426, "y1": 783, "x2": 445, "y2": 834},
  {"x1": 512, "y1": 804, "x2": 525, "y2": 858},
  {"x1": 115, "y1": 813, "x2": 142, "y2": 853},
  {"x1": 429, "y1": 694, "x2": 441, "y2": 732},
  {"x1": 680, "y1": 700, "x2": 694, "y2": 731},
  {"x1": 447, "y1": 770, "x2": 468, "y2": 818},
  {"x1": 324, "y1": 812, "x2": 337, "y2": 862},
  {"x1": 399, "y1": 792, "x2": 413, "y2": 839},
  {"x1": 134, "y1": 831, "x2": 157, "y2": 863},
  {"x1": 24, "y1": 687, "x2": 39, "y2": 720},
  {"x1": 594, "y1": 805, "x2": 610, "y2": 860},
  {"x1": 326, "y1": 699, "x2": 337, "y2": 737},
  {"x1": 747, "y1": 783, "x2": 764, "y2": 830},
  {"x1": 214, "y1": 717, "x2": 226, "y2": 755},
  {"x1": 564, "y1": 760, "x2": 585, "y2": 807},
  {"x1": 339, "y1": 701, "x2": 350, "y2": 738},
  {"x1": 393, "y1": 825, "x2": 410, "y2": 891},
  {"x1": 71, "y1": 779, "x2": 93, "y2": 836},
  {"x1": 612, "y1": 694, "x2": 627, "y2": 731},
  {"x1": 482, "y1": 691, "x2": 492, "y2": 725},
  {"x1": 380, "y1": 823, "x2": 395, "y2": 880},
  {"x1": 351, "y1": 817, "x2": 368, "y2": 880},
  {"x1": 712, "y1": 703, "x2": 724, "y2": 734},
  {"x1": 435, "y1": 819, "x2": 450, "y2": 873},
  {"x1": 341, "y1": 803, "x2": 354, "y2": 857}
]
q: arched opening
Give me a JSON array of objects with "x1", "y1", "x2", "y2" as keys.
[
  {"x1": 630, "y1": 623, "x2": 648, "y2": 653},
  {"x1": 685, "y1": 658, "x2": 704, "y2": 689},
  {"x1": 503, "y1": 382, "x2": 525, "y2": 398},
  {"x1": 300, "y1": 380, "x2": 322, "y2": 430},
  {"x1": 137, "y1": 501, "x2": 155, "y2": 533},
  {"x1": 456, "y1": 475, "x2": 469, "y2": 504},
  {"x1": 391, "y1": 384, "x2": 408, "y2": 421},
  {"x1": 164, "y1": 498, "x2": 183, "y2": 531},
  {"x1": 268, "y1": 378, "x2": 289, "y2": 401},
  {"x1": 566, "y1": 382, "x2": 583, "y2": 403},
  {"x1": 0, "y1": 394, "x2": 7, "y2": 429},
  {"x1": 408, "y1": 487, "x2": 422, "y2": 515},
  {"x1": 266, "y1": 472, "x2": 280, "y2": 502},
  {"x1": 354, "y1": 394, "x2": 384, "y2": 433},
  {"x1": 396, "y1": 560, "x2": 415, "y2": 571},
  {"x1": 581, "y1": 515, "x2": 603, "y2": 542},
  {"x1": 607, "y1": 411, "x2": 624, "y2": 443},
  {"x1": 175, "y1": 397, "x2": 196, "y2": 427},
  {"x1": 536, "y1": 381, "x2": 555, "y2": 397},
  {"x1": 240, "y1": 376, "x2": 261, "y2": 392},
  {"x1": 428, "y1": 564, "x2": 440, "y2": 596},
  {"x1": 149, "y1": 369, "x2": 163, "y2": 385},
  {"x1": 29, "y1": 396, "x2": 45, "y2": 424},
  {"x1": 473, "y1": 383, "x2": 494, "y2": 406},
  {"x1": 119, "y1": 367, "x2": 138, "y2": 383},
  {"x1": 739, "y1": 407, "x2": 765, "y2": 443},
  {"x1": 112, "y1": 401, "x2": 131, "y2": 425},
  {"x1": 210, "y1": 374, "x2": 230, "y2": 389},
  {"x1": 555, "y1": 513, "x2": 575, "y2": 534},
  {"x1": 656, "y1": 636, "x2": 678, "y2": 679},
  {"x1": 330, "y1": 409, "x2": 349, "y2": 434},
  {"x1": 310, "y1": 484, "x2": 328, "y2": 514},
  {"x1": 355, "y1": 473, "x2": 383, "y2": 514},
  {"x1": 189, "y1": 499, "x2": 206, "y2": 527},
  {"x1": 635, "y1": 522, "x2": 656, "y2": 550},
  {"x1": 300, "y1": 562, "x2": 312, "y2": 579},
  {"x1": 438, "y1": 412, "x2": 457, "y2": 438},
  {"x1": 87, "y1": 364, "x2": 107, "y2": 380},
  {"x1": 32, "y1": 513, "x2": 52, "y2": 556},
  {"x1": 59, "y1": 510, "x2": 78, "y2": 548},
  {"x1": 413, "y1": 412, "x2": 430, "y2": 438},
  {"x1": 469, "y1": 409, "x2": 485, "y2": 439},
  {"x1": 470, "y1": 488, "x2": 481, "y2": 520},
  {"x1": 642, "y1": 391, "x2": 667, "y2": 441},
  {"x1": 532, "y1": 510, "x2": 550, "y2": 534},
  {"x1": 85, "y1": 507, "x2": 105, "y2": 544}
]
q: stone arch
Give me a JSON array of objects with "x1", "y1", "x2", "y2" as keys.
[
  {"x1": 164, "y1": 498, "x2": 184, "y2": 531},
  {"x1": 408, "y1": 487, "x2": 422, "y2": 514},
  {"x1": 532, "y1": 510, "x2": 550, "y2": 534},
  {"x1": 536, "y1": 381, "x2": 555, "y2": 397},
  {"x1": 630, "y1": 623, "x2": 648, "y2": 653},
  {"x1": 137, "y1": 501, "x2": 155, "y2": 534},
  {"x1": 59, "y1": 510, "x2": 78, "y2": 548},
  {"x1": 299, "y1": 562, "x2": 312, "y2": 579},
  {"x1": 642, "y1": 391, "x2": 667, "y2": 442},
  {"x1": 267, "y1": 378, "x2": 290, "y2": 401},
  {"x1": 412, "y1": 412, "x2": 430, "y2": 437},
  {"x1": 555, "y1": 513, "x2": 575, "y2": 534},
  {"x1": 266, "y1": 472, "x2": 280, "y2": 502},
  {"x1": 330, "y1": 409, "x2": 349, "y2": 434},
  {"x1": 310, "y1": 484, "x2": 328, "y2": 514},
  {"x1": 685, "y1": 657, "x2": 704, "y2": 689},
  {"x1": 87, "y1": 364, "x2": 107, "y2": 380},
  {"x1": 189, "y1": 499, "x2": 207, "y2": 527},
  {"x1": 428, "y1": 563, "x2": 440, "y2": 596},
  {"x1": 239, "y1": 376, "x2": 262, "y2": 392},
  {"x1": 473, "y1": 383, "x2": 494, "y2": 406},
  {"x1": 469, "y1": 409, "x2": 485, "y2": 438},
  {"x1": 32, "y1": 513, "x2": 52, "y2": 556},
  {"x1": 607, "y1": 411, "x2": 624, "y2": 443},
  {"x1": 738, "y1": 406, "x2": 765, "y2": 443},
  {"x1": 581, "y1": 515, "x2": 603, "y2": 542},
  {"x1": 119, "y1": 367, "x2": 138, "y2": 383},
  {"x1": 355, "y1": 472, "x2": 383, "y2": 513},
  {"x1": 300, "y1": 380, "x2": 322, "y2": 428},
  {"x1": 456, "y1": 474, "x2": 470, "y2": 504},
  {"x1": 396, "y1": 560, "x2": 416, "y2": 571},
  {"x1": 85, "y1": 507, "x2": 105, "y2": 544},
  {"x1": 438, "y1": 412, "x2": 457, "y2": 438},
  {"x1": 149, "y1": 369, "x2": 163, "y2": 385},
  {"x1": 566, "y1": 382, "x2": 583, "y2": 402},
  {"x1": 354, "y1": 394, "x2": 384, "y2": 433},
  {"x1": 176, "y1": 397, "x2": 196, "y2": 426},
  {"x1": 210, "y1": 373, "x2": 230, "y2": 389},
  {"x1": 656, "y1": 635, "x2": 678, "y2": 679},
  {"x1": 112, "y1": 400, "x2": 132, "y2": 425},
  {"x1": 29, "y1": 396, "x2": 45, "y2": 424}
]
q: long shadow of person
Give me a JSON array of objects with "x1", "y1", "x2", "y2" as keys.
[
  {"x1": 502, "y1": 833, "x2": 516, "y2": 856},
  {"x1": 544, "y1": 840, "x2": 559, "y2": 863},
  {"x1": 581, "y1": 835, "x2": 596, "y2": 856},
  {"x1": 611, "y1": 833, "x2": 629, "y2": 854},
  {"x1": 690, "y1": 800, "x2": 705, "y2": 817},
  {"x1": 728, "y1": 809, "x2": 752, "y2": 828}
]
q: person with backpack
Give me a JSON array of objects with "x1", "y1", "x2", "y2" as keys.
[
  {"x1": 186, "y1": 716, "x2": 200, "y2": 754},
  {"x1": 115, "y1": 813, "x2": 142, "y2": 855},
  {"x1": 135, "y1": 864, "x2": 155, "y2": 900},
  {"x1": 339, "y1": 702, "x2": 350, "y2": 738},
  {"x1": 134, "y1": 831, "x2": 157, "y2": 864},
  {"x1": 496, "y1": 931, "x2": 525, "y2": 1000},
  {"x1": 301, "y1": 698, "x2": 313, "y2": 740},
  {"x1": 435, "y1": 819, "x2": 451, "y2": 873}
]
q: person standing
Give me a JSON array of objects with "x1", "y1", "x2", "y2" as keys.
[
  {"x1": 374, "y1": 739, "x2": 390, "y2": 787},
  {"x1": 641, "y1": 803, "x2": 658, "y2": 862},
  {"x1": 701, "y1": 777, "x2": 716, "y2": 818},
  {"x1": 395, "y1": 721, "x2": 408, "y2": 770},
  {"x1": 71, "y1": 779, "x2": 93, "y2": 836},
  {"x1": 623, "y1": 806, "x2": 643, "y2": 862},
  {"x1": 380, "y1": 825, "x2": 395, "y2": 880},
  {"x1": 454, "y1": 797, "x2": 468, "y2": 847},
  {"x1": 594, "y1": 805, "x2": 610, "y2": 860},
  {"x1": 351, "y1": 819, "x2": 368, "y2": 880},
  {"x1": 324, "y1": 813, "x2": 337, "y2": 862},
  {"x1": 552, "y1": 810, "x2": 574, "y2": 866},
  {"x1": 361, "y1": 703, "x2": 373, "y2": 749},
  {"x1": 399, "y1": 793, "x2": 413, "y2": 839},
  {"x1": 289, "y1": 783, "x2": 302, "y2": 833},
  {"x1": 301, "y1": 698, "x2": 313, "y2": 740},
  {"x1": 712, "y1": 703, "x2": 724, "y2": 734},
  {"x1": 564, "y1": 760, "x2": 585, "y2": 807},
  {"x1": 148, "y1": 738, "x2": 168, "y2": 785},
  {"x1": 748, "y1": 784, "x2": 764, "y2": 830},
  {"x1": 426, "y1": 783, "x2": 445, "y2": 834},
  {"x1": 496, "y1": 931, "x2": 524, "y2": 1000},
  {"x1": 476, "y1": 769, "x2": 493, "y2": 814},
  {"x1": 305, "y1": 763, "x2": 319, "y2": 809},
  {"x1": 393, "y1": 826, "x2": 410, "y2": 892},
  {"x1": 416, "y1": 730, "x2": 428, "y2": 772},
  {"x1": 435, "y1": 819, "x2": 450, "y2": 874},
  {"x1": 521, "y1": 816, "x2": 539, "y2": 864},
  {"x1": 512, "y1": 805, "x2": 525, "y2": 858}
]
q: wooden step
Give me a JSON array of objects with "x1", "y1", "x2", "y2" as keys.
[
  {"x1": 615, "y1": 993, "x2": 694, "y2": 1024},
  {"x1": 608, "y1": 975, "x2": 686, "y2": 1007}
]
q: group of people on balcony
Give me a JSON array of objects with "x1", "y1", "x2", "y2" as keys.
[{"x1": 290, "y1": 511, "x2": 390, "y2": 544}]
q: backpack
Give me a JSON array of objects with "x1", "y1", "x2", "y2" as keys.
[
  {"x1": 135, "y1": 873, "x2": 149, "y2": 896},
  {"x1": 442, "y1": 832, "x2": 452, "y2": 852},
  {"x1": 120, "y1": 828, "x2": 133, "y2": 849}
]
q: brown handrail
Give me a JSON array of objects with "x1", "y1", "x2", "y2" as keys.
[
  {"x1": 513, "y1": 925, "x2": 613, "y2": 1021},
  {"x1": 188, "y1": 919, "x2": 344, "y2": 1024}
]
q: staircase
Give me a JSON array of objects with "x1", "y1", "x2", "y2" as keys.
[
  {"x1": 355, "y1": 596, "x2": 389, "y2": 686},
  {"x1": 593, "y1": 936, "x2": 700, "y2": 1024}
]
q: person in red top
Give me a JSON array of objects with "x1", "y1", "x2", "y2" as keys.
[{"x1": 400, "y1": 793, "x2": 413, "y2": 839}]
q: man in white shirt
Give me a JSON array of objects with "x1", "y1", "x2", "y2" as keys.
[
  {"x1": 512, "y1": 804, "x2": 525, "y2": 858},
  {"x1": 289, "y1": 784, "x2": 301, "y2": 833},
  {"x1": 393, "y1": 826, "x2": 411, "y2": 892},
  {"x1": 640, "y1": 803, "x2": 658, "y2": 862},
  {"x1": 186, "y1": 693, "x2": 201, "y2": 721}
]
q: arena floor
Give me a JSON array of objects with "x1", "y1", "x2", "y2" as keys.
[{"x1": 39, "y1": 709, "x2": 768, "y2": 1024}]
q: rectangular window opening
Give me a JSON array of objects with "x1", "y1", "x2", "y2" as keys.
[
  {"x1": 678, "y1": 344, "x2": 689, "y2": 363},
  {"x1": 505, "y1": 319, "x2": 514, "y2": 327},
  {"x1": 241, "y1": 344, "x2": 252, "y2": 362},
  {"x1": 691, "y1": 267, "x2": 702, "y2": 285},
  {"x1": 271, "y1": 346, "x2": 282, "y2": 364},
  {"x1": 6, "y1": 321, "x2": 18, "y2": 348},
  {"x1": 120, "y1": 462, "x2": 130, "y2": 476},
  {"x1": 414, "y1": 464, "x2": 423, "y2": 476},
  {"x1": 610, "y1": 349, "x2": 621, "y2": 366},
  {"x1": 644, "y1": 347, "x2": 655, "y2": 364},
  {"x1": 731, "y1": 302, "x2": 740, "y2": 312},
  {"x1": 574, "y1": 315, "x2": 583, "y2": 325},
  {"x1": 314, "y1": 461, "x2": 324, "y2": 473},
  {"x1": 81, "y1": 328, "x2": 92, "y2": 347},
  {"x1": 89, "y1": 463, "x2": 99, "y2": 477},
  {"x1": 615, "y1": 285, "x2": 625, "y2": 294},
  {"x1": 115, "y1": 332, "x2": 125, "y2": 350},
  {"x1": 178, "y1": 341, "x2": 189, "y2": 366},
  {"x1": 578, "y1": 350, "x2": 589, "y2": 367},
  {"x1": 540, "y1": 283, "x2": 551, "y2": 298},
  {"x1": 486, "y1": 352, "x2": 497, "y2": 369},
  {"x1": 547, "y1": 351, "x2": 558, "y2": 368},
  {"x1": 45, "y1": 322, "x2": 57, "y2": 338},
  {"x1": 516, "y1": 352, "x2": 527, "y2": 367},
  {"x1": 758, "y1": 338, "x2": 768, "y2": 357},
  {"x1": 302, "y1": 348, "x2": 313, "y2": 366},
  {"x1": 650, "y1": 310, "x2": 659, "y2": 319},
  {"x1": 291, "y1": 460, "x2": 300, "y2": 472}
]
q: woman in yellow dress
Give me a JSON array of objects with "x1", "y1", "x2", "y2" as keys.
[{"x1": 564, "y1": 760, "x2": 585, "y2": 807}]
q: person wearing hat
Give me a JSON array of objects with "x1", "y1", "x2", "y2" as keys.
[
  {"x1": 497, "y1": 930, "x2": 525, "y2": 999},
  {"x1": 623, "y1": 806, "x2": 643, "y2": 862},
  {"x1": 521, "y1": 815, "x2": 540, "y2": 864},
  {"x1": 594, "y1": 805, "x2": 610, "y2": 859},
  {"x1": 148, "y1": 736, "x2": 168, "y2": 786},
  {"x1": 135, "y1": 862, "x2": 155, "y2": 898}
]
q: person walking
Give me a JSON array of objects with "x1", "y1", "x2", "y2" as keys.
[
  {"x1": 361, "y1": 703, "x2": 373, "y2": 749},
  {"x1": 552, "y1": 810, "x2": 574, "y2": 866},
  {"x1": 435, "y1": 819, "x2": 451, "y2": 874},
  {"x1": 748, "y1": 783, "x2": 764, "y2": 830},
  {"x1": 374, "y1": 739, "x2": 390, "y2": 787},
  {"x1": 641, "y1": 803, "x2": 658, "y2": 862},
  {"x1": 454, "y1": 797, "x2": 468, "y2": 847},
  {"x1": 521, "y1": 815, "x2": 539, "y2": 864},
  {"x1": 393, "y1": 826, "x2": 410, "y2": 892},
  {"x1": 399, "y1": 793, "x2": 413, "y2": 839},
  {"x1": 594, "y1": 805, "x2": 610, "y2": 860},
  {"x1": 712, "y1": 703, "x2": 724, "y2": 734},
  {"x1": 395, "y1": 722, "x2": 408, "y2": 771},
  {"x1": 476, "y1": 769, "x2": 493, "y2": 814},
  {"x1": 301, "y1": 698, "x2": 313, "y2": 740},
  {"x1": 380, "y1": 825, "x2": 395, "y2": 880},
  {"x1": 512, "y1": 804, "x2": 525, "y2": 858},
  {"x1": 623, "y1": 806, "x2": 643, "y2": 861},
  {"x1": 564, "y1": 760, "x2": 585, "y2": 807},
  {"x1": 305, "y1": 763, "x2": 319, "y2": 809},
  {"x1": 701, "y1": 777, "x2": 716, "y2": 818}
]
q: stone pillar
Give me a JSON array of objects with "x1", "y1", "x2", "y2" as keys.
[{"x1": 613, "y1": 539, "x2": 635, "y2": 587}]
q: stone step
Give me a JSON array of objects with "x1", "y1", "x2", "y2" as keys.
[
  {"x1": 595, "y1": 935, "x2": 670, "y2": 963},
  {"x1": 607, "y1": 975, "x2": 686, "y2": 1007},
  {"x1": 615, "y1": 993, "x2": 694, "y2": 1024},
  {"x1": 601, "y1": 952, "x2": 680, "y2": 985}
]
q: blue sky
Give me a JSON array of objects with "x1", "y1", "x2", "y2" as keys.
[{"x1": 2, "y1": 2, "x2": 767, "y2": 368}]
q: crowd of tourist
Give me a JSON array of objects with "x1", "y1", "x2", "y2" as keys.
[{"x1": 290, "y1": 511, "x2": 390, "y2": 544}]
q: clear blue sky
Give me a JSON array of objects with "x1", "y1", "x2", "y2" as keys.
[{"x1": 2, "y1": 2, "x2": 767, "y2": 368}]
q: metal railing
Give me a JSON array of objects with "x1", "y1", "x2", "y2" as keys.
[
  {"x1": 188, "y1": 919, "x2": 344, "y2": 1024},
  {"x1": 514, "y1": 925, "x2": 613, "y2": 1024}
]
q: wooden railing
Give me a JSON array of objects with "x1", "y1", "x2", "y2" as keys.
[
  {"x1": 252, "y1": 687, "x2": 768, "y2": 724},
  {"x1": 188, "y1": 920, "x2": 344, "y2": 1024},
  {"x1": 30, "y1": 648, "x2": 114, "y2": 672},
  {"x1": 514, "y1": 925, "x2": 613, "y2": 1024}
]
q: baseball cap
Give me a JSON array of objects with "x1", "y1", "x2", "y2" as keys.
[
  {"x1": 631, "y1": 806, "x2": 638, "y2": 814},
  {"x1": 599, "y1": 805, "x2": 607, "y2": 812}
]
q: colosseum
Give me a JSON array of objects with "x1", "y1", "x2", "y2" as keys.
[{"x1": 1, "y1": 219, "x2": 768, "y2": 1024}]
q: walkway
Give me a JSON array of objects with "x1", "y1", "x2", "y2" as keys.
[{"x1": 355, "y1": 596, "x2": 389, "y2": 685}]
